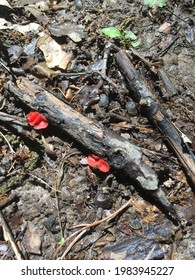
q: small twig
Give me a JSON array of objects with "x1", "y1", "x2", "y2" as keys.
[
  {"x1": 0, "y1": 111, "x2": 27, "y2": 127},
  {"x1": 158, "y1": 36, "x2": 179, "y2": 57},
  {"x1": 69, "y1": 82, "x2": 88, "y2": 103},
  {"x1": 101, "y1": 43, "x2": 111, "y2": 76},
  {"x1": 72, "y1": 197, "x2": 134, "y2": 229},
  {"x1": 95, "y1": 71, "x2": 119, "y2": 90},
  {"x1": 55, "y1": 194, "x2": 63, "y2": 239},
  {"x1": 144, "y1": 244, "x2": 157, "y2": 260},
  {"x1": 0, "y1": 131, "x2": 15, "y2": 154},
  {"x1": 0, "y1": 61, "x2": 17, "y2": 79},
  {"x1": 57, "y1": 197, "x2": 134, "y2": 259},
  {"x1": 53, "y1": 223, "x2": 87, "y2": 259},
  {"x1": 53, "y1": 151, "x2": 81, "y2": 237},
  {"x1": 158, "y1": 68, "x2": 177, "y2": 97},
  {"x1": 110, "y1": 120, "x2": 155, "y2": 134},
  {"x1": 0, "y1": 210, "x2": 23, "y2": 260},
  {"x1": 7, "y1": 160, "x2": 17, "y2": 174},
  {"x1": 50, "y1": 151, "x2": 80, "y2": 196},
  {"x1": 58, "y1": 228, "x2": 88, "y2": 260},
  {"x1": 27, "y1": 172, "x2": 55, "y2": 191},
  {"x1": 128, "y1": 48, "x2": 159, "y2": 67}
]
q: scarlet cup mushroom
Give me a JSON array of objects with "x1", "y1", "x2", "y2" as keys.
[
  {"x1": 87, "y1": 154, "x2": 110, "y2": 173},
  {"x1": 97, "y1": 159, "x2": 110, "y2": 173},
  {"x1": 27, "y1": 111, "x2": 48, "y2": 130},
  {"x1": 87, "y1": 154, "x2": 100, "y2": 168}
]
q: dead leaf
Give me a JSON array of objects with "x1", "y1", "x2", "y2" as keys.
[
  {"x1": 180, "y1": 131, "x2": 192, "y2": 144},
  {"x1": 32, "y1": 62, "x2": 59, "y2": 79},
  {"x1": 14, "y1": 23, "x2": 40, "y2": 34},
  {"x1": 24, "y1": 1, "x2": 50, "y2": 24},
  {"x1": 48, "y1": 23, "x2": 85, "y2": 42},
  {"x1": 68, "y1": 155, "x2": 79, "y2": 166},
  {"x1": 0, "y1": 18, "x2": 40, "y2": 34},
  {"x1": 41, "y1": 135, "x2": 56, "y2": 157},
  {"x1": 37, "y1": 34, "x2": 73, "y2": 69},
  {"x1": 158, "y1": 22, "x2": 171, "y2": 34},
  {"x1": 0, "y1": 0, "x2": 12, "y2": 9},
  {"x1": 23, "y1": 224, "x2": 42, "y2": 255}
]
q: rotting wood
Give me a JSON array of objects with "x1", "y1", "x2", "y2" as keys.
[
  {"x1": 115, "y1": 49, "x2": 195, "y2": 186},
  {"x1": 7, "y1": 77, "x2": 178, "y2": 221}
]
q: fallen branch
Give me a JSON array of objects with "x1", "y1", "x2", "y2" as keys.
[
  {"x1": 115, "y1": 49, "x2": 195, "y2": 186},
  {"x1": 7, "y1": 77, "x2": 178, "y2": 220}
]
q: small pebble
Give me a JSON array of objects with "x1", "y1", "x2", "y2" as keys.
[
  {"x1": 1, "y1": 157, "x2": 10, "y2": 166},
  {"x1": 129, "y1": 219, "x2": 142, "y2": 230},
  {"x1": 95, "y1": 193, "x2": 113, "y2": 209},
  {"x1": 0, "y1": 166, "x2": 6, "y2": 175},
  {"x1": 126, "y1": 101, "x2": 137, "y2": 116},
  {"x1": 74, "y1": 0, "x2": 83, "y2": 10},
  {"x1": 99, "y1": 94, "x2": 109, "y2": 108},
  {"x1": 0, "y1": 243, "x2": 8, "y2": 252}
]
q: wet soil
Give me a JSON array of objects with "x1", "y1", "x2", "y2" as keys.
[{"x1": 0, "y1": 0, "x2": 195, "y2": 260}]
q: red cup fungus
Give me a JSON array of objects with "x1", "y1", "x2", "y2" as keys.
[
  {"x1": 27, "y1": 111, "x2": 48, "y2": 130},
  {"x1": 97, "y1": 159, "x2": 110, "y2": 173},
  {"x1": 87, "y1": 154, "x2": 99, "y2": 168},
  {"x1": 87, "y1": 154, "x2": 110, "y2": 173}
]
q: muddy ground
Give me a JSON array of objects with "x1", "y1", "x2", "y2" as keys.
[{"x1": 0, "y1": 0, "x2": 195, "y2": 260}]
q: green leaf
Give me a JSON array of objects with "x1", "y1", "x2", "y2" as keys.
[
  {"x1": 143, "y1": 0, "x2": 166, "y2": 8},
  {"x1": 124, "y1": 31, "x2": 137, "y2": 40},
  {"x1": 131, "y1": 40, "x2": 141, "y2": 48},
  {"x1": 58, "y1": 237, "x2": 65, "y2": 245},
  {"x1": 101, "y1": 27, "x2": 122, "y2": 39}
]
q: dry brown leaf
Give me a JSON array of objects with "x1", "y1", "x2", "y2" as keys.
[
  {"x1": 32, "y1": 62, "x2": 59, "y2": 78},
  {"x1": 23, "y1": 224, "x2": 42, "y2": 255},
  {"x1": 48, "y1": 23, "x2": 85, "y2": 42},
  {"x1": 37, "y1": 34, "x2": 73, "y2": 69}
]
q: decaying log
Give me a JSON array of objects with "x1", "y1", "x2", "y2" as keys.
[
  {"x1": 7, "y1": 77, "x2": 178, "y2": 220},
  {"x1": 115, "y1": 50, "x2": 195, "y2": 186}
]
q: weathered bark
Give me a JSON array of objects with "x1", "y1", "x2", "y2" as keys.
[
  {"x1": 115, "y1": 50, "x2": 195, "y2": 186},
  {"x1": 7, "y1": 77, "x2": 178, "y2": 220}
]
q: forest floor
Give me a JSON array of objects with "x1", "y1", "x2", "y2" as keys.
[{"x1": 0, "y1": 0, "x2": 195, "y2": 260}]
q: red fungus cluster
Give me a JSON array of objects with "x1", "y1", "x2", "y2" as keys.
[
  {"x1": 87, "y1": 154, "x2": 110, "y2": 173},
  {"x1": 27, "y1": 112, "x2": 48, "y2": 130},
  {"x1": 27, "y1": 113, "x2": 110, "y2": 173}
]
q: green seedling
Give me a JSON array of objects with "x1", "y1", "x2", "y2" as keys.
[
  {"x1": 101, "y1": 27, "x2": 122, "y2": 39},
  {"x1": 143, "y1": 0, "x2": 167, "y2": 8},
  {"x1": 58, "y1": 236, "x2": 65, "y2": 245},
  {"x1": 101, "y1": 27, "x2": 140, "y2": 47}
]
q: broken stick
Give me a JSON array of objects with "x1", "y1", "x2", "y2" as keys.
[
  {"x1": 7, "y1": 77, "x2": 178, "y2": 220},
  {"x1": 115, "y1": 49, "x2": 195, "y2": 186}
]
